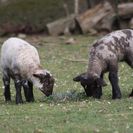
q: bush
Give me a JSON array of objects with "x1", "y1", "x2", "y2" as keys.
[{"x1": 0, "y1": 0, "x2": 73, "y2": 35}]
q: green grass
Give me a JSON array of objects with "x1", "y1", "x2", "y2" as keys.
[{"x1": 0, "y1": 35, "x2": 133, "y2": 133}]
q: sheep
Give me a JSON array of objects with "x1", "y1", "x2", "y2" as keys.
[
  {"x1": 73, "y1": 29, "x2": 133, "y2": 99},
  {"x1": 1, "y1": 37, "x2": 55, "y2": 104}
]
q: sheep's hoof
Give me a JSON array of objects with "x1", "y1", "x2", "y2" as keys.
[
  {"x1": 16, "y1": 99, "x2": 23, "y2": 104},
  {"x1": 129, "y1": 94, "x2": 133, "y2": 97},
  {"x1": 26, "y1": 98, "x2": 35, "y2": 102},
  {"x1": 85, "y1": 92, "x2": 92, "y2": 97},
  {"x1": 93, "y1": 96, "x2": 101, "y2": 99},
  {"x1": 5, "y1": 99, "x2": 12, "y2": 104},
  {"x1": 93, "y1": 94, "x2": 102, "y2": 99},
  {"x1": 5, "y1": 98, "x2": 11, "y2": 102},
  {"x1": 112, "y1": 95, "x2": 121, "y2": 99}
]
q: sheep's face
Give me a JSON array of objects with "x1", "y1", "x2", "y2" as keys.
[
  {"x1": 73, "y1": 73, "x2": 104, "y2": 98},
  {"x1": 33, "y1": 72, "x2": 55, "y2": 96}
]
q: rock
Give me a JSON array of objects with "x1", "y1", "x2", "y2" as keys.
[
  {"x1": 130, "y1": 18, "x2": 133, "y2": 28},
  {"x1": 65, "y1": 37, "x2": 76, "y2": 45},
  {"x1": 17, "y1": 33, "x2": 26, "y2": 39}
]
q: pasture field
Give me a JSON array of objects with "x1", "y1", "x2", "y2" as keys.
[{"x1": 0, "y1": 35, "x2": 133, "y2": 133}]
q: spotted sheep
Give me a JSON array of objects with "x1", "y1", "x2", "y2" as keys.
[
  {"x1": 73, "y1": 29, "x2": 133, "y2": 99},
  {"x1": 1, "y1": 37, "x2": 55, "y2": 104}
]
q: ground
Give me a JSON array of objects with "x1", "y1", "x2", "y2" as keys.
[{"x1": 0, "y1": 35, "x2": 133, "y2": 133}]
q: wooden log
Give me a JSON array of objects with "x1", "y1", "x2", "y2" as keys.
[
  {"x1": 130, "y1": 18, "x2": 133, "y2": 28},
  {"x1": 118, "y1": 3, "x2": 133, "y2": 18},
  {"x1": 96, "y1": 2, "x2": 133, "y2": 31},
  {"x1": 117, "y1": 3, "x2": 133, "y2": 29},
  {"x1": 75, "y1": 2, "x2": 113, "y2": 34},
  {"x1": 46, "y1": 14, "x2": 75, "y2": 36},
  {"x1": 94, "y1": 12, "x2": 115, "y2": 32},
  {"x1": 46, "y1": 2, "x2": 133, "y2": 36}
]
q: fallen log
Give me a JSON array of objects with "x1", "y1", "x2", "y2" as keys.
[
  {"x1": 75, "y1": 2, "x2": 113, "y2": 34},
  {"x1": 94, "y1": 13, "x2": 115, "y2": 32},
  {"x1": 117, "y1": 3, "x2": 133, "y2": 29},
  {"x1": 96, "y1": 2, "x2": 133, "y2": 31},
  {"x1": 46, "y1": 14, "x2": 75, "y2": 36},
  {"x1": 47, "y1": 2, "x2": 133, "y2": 36},
  {"x1": 118, "y1": 3, "x2": 133, "y2": 18},
  {"x1": 130, "y1": 18, "x2": 133, "y2": 28}
]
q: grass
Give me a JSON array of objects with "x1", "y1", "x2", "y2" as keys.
[{"x1": 0, "y1": 35, "x2": 133, "y2": 133}]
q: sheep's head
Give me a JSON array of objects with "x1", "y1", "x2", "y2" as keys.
[
  {"x1": 33, "y1": 70, "x2": 55, "y2": 96},
  {"x1": 73, "y1": 73, "x2": 105, "y2": 98}
]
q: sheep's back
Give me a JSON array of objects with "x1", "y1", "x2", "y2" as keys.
[
  {"x1": 90, "y1": 29, "x2": 133, "y2": 61},
  {"x1": 1, "y1": 37, "x2": 40, "y2": 78}
]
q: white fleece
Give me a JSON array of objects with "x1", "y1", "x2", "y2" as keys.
[{"x1": 1, "y1": 37, "x2": 46, "y2": 89}]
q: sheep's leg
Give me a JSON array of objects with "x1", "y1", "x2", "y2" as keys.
[
  {"x1": 93, "y1": 87, "x2": 102, "y2": 99},
  {"x1": 101, "y1": 73, "x2": 107, "y2": 86},
  {"x1": 28, "y1": 81, "x2": 34, "y2": 102},
  {"x1": 3, "y1": 75, "x2": 11, "y2": 101},
  {"x1": 92, "y1": 74, "x2": 105, "y2": 99},
  {"x1": 14, "y1": 76, "x2": 23, "y2": 104},
  {"x1": 23, "y1": 80, "x2": 29, "y2": 102},
  {"x1": 125, "y1": 52, "x2": 133, "y2": 68},
  {"x1": 93, "y1": 73, "x2": 104, "y2": 98},
  {"x1": 125, "y1": 54, "x2": 133, "y2": 97},
  {"x1": 23, "y1": 81, "x2": 34, "y2": 102},
  {"x1": 109, "y1": 71, "x2": 122, "y2": 99},
  {"x1": 99, "y1": 73, "x2": 104, "y2": 96}
]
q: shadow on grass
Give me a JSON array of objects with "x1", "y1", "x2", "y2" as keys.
[
  {"x1": 40, "y1": 90, "x2": 133, "y2": 104},
  {"x1": 0, "y1": 91, "x2": 92, "y2": 105},
  {"x1": 39, "y1": 90, "x2": 91, "y2": 104},
  {"x1": 1, "y1": 90, "x2": 132, "y2": 105}
]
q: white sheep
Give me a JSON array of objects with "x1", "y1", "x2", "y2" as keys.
[{"x1": 1, "y1": 37, "x2": 54, "y2": 104}]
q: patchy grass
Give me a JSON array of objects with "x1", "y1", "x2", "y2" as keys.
[{"x1": 0, "y1": 35, "x2": 133, "y2": 133}]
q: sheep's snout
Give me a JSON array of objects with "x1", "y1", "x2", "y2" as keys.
[
  {"x1": 33, "y1": 72, "x2": 55, "y2": 96},
  {"x1": 73, "y1": 73, "x2": 93, "y2": 97},
  {"x1": 73, "y1": 73, "x2": 104, "y2": 98},
  {"x1": 40, "y1": 78, "x2": 54, "y2": 97}
]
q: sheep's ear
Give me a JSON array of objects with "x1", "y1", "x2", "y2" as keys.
[
  {"x1": 33, "y1": 73, "x2": 43, "y2": 79},
  {"x1": 73, "y1": 75, "x2": 82, "y2": 82},
  {"x1": 73, "y1": 73, "x2": 87, "y2": 82},
  {"x1": 33, "y1": 72, "x2": 50, "y2": 79},
  {"x1": 45, "y1": 72, "x2": 50, "y2": 78}
]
